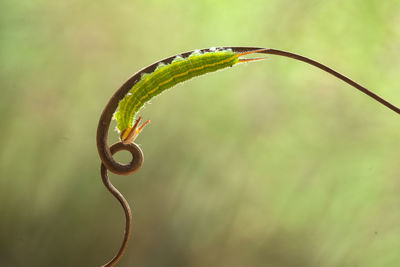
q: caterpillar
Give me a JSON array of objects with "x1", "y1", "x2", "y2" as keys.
[{"x1": 114, "y1": 48, "x2": 264, "y2": 144}]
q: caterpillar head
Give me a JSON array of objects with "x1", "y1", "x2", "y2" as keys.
[{"x1": 120, "y1": 116, "x2": 150, "y2": 144}]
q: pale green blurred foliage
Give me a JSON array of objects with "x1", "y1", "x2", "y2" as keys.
[{"x1": 1, "y1": 0, "x2": 399, "y2": 266}]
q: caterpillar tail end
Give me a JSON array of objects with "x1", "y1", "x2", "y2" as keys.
[
  {"x1": 120, "y1": 116, "x2": 151, "y2": 144},
  {"x1": 236, "y1": 48, "x2": 268, "y2": 63},
  {"x1": 238, "y1": 57, "x2": 265, "y2": 63}
]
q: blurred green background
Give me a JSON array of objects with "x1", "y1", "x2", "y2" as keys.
[{"x1": 1, "y1": 0, "x2": 399, "y2": 266}]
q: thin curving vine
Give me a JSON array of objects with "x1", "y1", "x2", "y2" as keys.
[{"x1": 96, "y1": 46, "x2": 400, "y2": 266}]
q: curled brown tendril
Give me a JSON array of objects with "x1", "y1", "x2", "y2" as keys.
[
  {"x1": 100, "y1": 142, "x2": 142, "y2": 267},
  {"x1": 96, "y1": 46, "x2": 399, "y2": 267}
]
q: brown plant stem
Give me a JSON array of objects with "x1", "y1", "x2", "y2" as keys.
[{"x1": 96, "y1": 46, "x2": 399, "y2": 267}]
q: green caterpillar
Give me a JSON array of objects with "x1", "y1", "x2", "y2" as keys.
[{"x1": 114, "y1": 48, "x2": 262, "y2": 143}]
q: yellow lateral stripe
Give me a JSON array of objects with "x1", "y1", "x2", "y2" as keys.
[{"x1": 127, "y1": 55, "x2": 237, "y2": 119}]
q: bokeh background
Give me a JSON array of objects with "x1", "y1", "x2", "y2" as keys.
[{"x1": 1, "y1": 0, "x2": 399, "y2": 266}]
